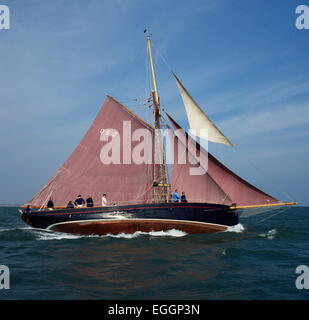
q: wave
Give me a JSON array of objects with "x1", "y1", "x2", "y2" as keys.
[
  {"x1": 1, "y1": 224, "x2": 244, "y2": 240},
  {"x1": 30, "y1": 228, "x2": 187, "y2": 241},
  {"x1": 33, "y1": 230, "x2": 98, "y2": 241},
  {"x1": 225, "y1": 223, "x2": 245, "y2": 233},
  {"x1": 259, "y1": 228, "x2": 277, "y2": 240},
  {"x1": 0, "y1": 226, "x2": 33, "y2": 233},
  {"x1": 106, "y1": 229, "x2": 187, "y2": 239}
]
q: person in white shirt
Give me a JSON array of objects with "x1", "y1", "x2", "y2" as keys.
[{"x1": 101, "y1": 194, "x2": 107, "y2": 207}]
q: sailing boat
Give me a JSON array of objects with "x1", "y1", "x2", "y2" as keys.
[{"x1": 20, "y1": 35, "x2": 296, "y2": 235}]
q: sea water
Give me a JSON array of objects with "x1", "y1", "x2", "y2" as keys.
[{"x1": 0, "y1": 206, "x2": 308, "y2": 300}]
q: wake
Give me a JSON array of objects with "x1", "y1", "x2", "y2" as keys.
[{"x1": 30, "y1": 228, "x2": 188, "y2": 240}]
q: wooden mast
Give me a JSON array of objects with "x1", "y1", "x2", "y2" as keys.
[
  {"x1": 146, "y1": 34, "x2": 169, "y2": 202},
  {"x1": 147, "y1": 35, "x2": 161, "y2": 130}
]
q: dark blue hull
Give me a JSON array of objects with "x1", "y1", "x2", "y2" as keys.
[{"x1": 21, "y1": 202, "x2": 238, "y2": 235}]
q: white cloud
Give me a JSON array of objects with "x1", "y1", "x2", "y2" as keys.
[{"x1": 218, "y1": 102, "x2": 309, "y2": 141}]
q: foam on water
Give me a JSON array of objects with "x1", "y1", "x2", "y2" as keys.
[
  {"x1": 1, "y1": 224, "x2": 239, "y2": 240},
  {"x1": 225, "y1": 223, "x2": 245, "y2": 233},
  {"x1": 0, "y1": 226, "x2": 32, "y2": 233},
  {"x1": 26, "y1": 228, "x2": 187, "y2": 240},
  {"x1": 259, "y1": 229, "x2": 277, "y2": 240},
  {"x1": 107, "y1": 229, "x2": 187, "y2": 239},
  {"x1": 33, "y1": 230, "x2": 88, "y2": 241}
]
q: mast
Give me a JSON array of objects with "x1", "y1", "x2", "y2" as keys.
[
  {"x1": 146, "y1": 34, "x2": 169, "y2": 202},
  {"x1": 146, "y1": 35, "x2": 160, "y2": 129}
]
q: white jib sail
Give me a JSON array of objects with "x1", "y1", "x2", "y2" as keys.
[{"x1": 173, "y1": 73, "x2": 233, "y2": 146}]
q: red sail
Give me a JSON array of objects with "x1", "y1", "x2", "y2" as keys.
[
  {"x1": 167, "y1": 113, "x2": 278, "y2": 206},
  {"x1": 29, "y1": 96, "x2": 154, "y2": 207},
  {"x1": 170, "y1": 130, "x2": 232, "y2": 205}
]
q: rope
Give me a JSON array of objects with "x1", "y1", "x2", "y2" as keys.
[
  {"x1": 253, "y1": 205, "x2": 291, "y2": 225},
  {"x1": 151, "y1": 39, "x2": 173, "y2": 73},
  {"x1": 39, "y1": 190, "x2": 53, "y2": 211},
  {"x1": 149, "y1": 37, "x2": 296, "y2": 207}
]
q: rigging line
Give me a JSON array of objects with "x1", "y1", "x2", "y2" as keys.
[
  {"x1": 120, "y1": 104, "x2": 149, "y2": 110},
  {"x1": 231, "y1": 144, "x2": 295, "y2": 202},
  {"x1": 253, "y1": 206, "x2": 291, "y2": 225},
  {"x1": 167, "y1": 142, "x2": 199, "y2": 201},
  {"x1": 150, "y1": 38, "x2": 293, "y2": 202},
  {"x1": 134, "y1": 180, "x2": 156, "y2": 203},
  {"x1": 169, "y1": 137, "x2": 186, "y2": 187},
  {"x1": 35, "y1": 125, "x2": 155, "y2": 204},
  {"x1": 42, "y1": 161, "x2": 103, "y2": 194},
  {"x1": 150, "y1": 38, "x2": 295, "y2": 204},
  {"x1": 151, "y1": 39, "x2": 173, "y2": 73},
  {"x1": 40, "y1": 151, "x2": 156, "y2": 205},
  {"x1": 39, "y1": 190, "x2": 53, "y2": 211},
  {"x1": 131, "y1": 164, "x2": 168, "y2": 203},
  {"x1": 130, "y1": 160, "x2": 156, "y2": 202},
  {"x1": 112, "y1": 98, "x2": 148, "y2": 102},
  {"x1": 169, "y1": 133, "x2": 232, "y2": 204},
  {"x1": 29, "y1": 165, "x2": 65, "y2": 204}
]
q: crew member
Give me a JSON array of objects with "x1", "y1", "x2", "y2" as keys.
[
  {"x1": 86, "y1": 195, "x2": 94, "y2": 207},
  {"x1": 101, "y1": 194, "x2": 107, "y2": 207},
  {"x1": 47, "y1": 198, "x2": 54, "y2": 210},
  {"x1": 172, "y1": 189, "x2": 180, "y2": 203},
  {"x1": 181, "y1": 191, "x2": 187, "y2": 203},
  {"x1": 66, "y1": 201, "x2": 74, "y2": 208},
  {"x1": 74, "y1": 195, "x2": 85, "y2": 208}
]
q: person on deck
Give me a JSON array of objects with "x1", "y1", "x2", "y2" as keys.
[
  {"x1": 86, "y1": 196, "x2": 94, "y2": 208},
  {"x1": 47, "y1": 198, "x2": 54, "y2": 210},
  {"x1": 172, "y1": 189, "x2": 180, "y2": 203},
  {"x1": 66, "y1": 201, "x2": 74, "y2": 208},
  {"x1": 101, "y1": 194, "x2": 107, "y2": 207},
  {"x1": 181, "y1": 191, "x2": 187, "y2": 203},
  {"x1": 74, "y1": 195, "x2": 85, "y2": 208},
  {"x1": 24, "y1": 204, "x2": 31, "y2": 214}
]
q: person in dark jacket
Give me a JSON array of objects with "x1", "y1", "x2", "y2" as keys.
[
  {"x1": 24, "y1": 204, "x2": 31, "y2": 214},
  {"x1": 74, "y1": 195, "x2": 85, "y2": 208},
  {"x1": 181, "y1": 191, "x2": 187, "y2": 203},
  {"x1": 47, "y1": 198, "x2": 54, "y2": 210},
  {"x1": 86, "y1": 196, "x2": 94, "y2": 207},
  {"x1": 66, "y1": 201, "x2": 74, "y2": 208}
]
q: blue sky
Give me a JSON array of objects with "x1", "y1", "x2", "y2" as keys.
[{"x1": 0, "y1": 0, "x2": 309, "y2": 205}]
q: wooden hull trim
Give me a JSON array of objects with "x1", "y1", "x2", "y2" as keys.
[{"x1": 47, "y1": 218, "x2": 228, "y2": 235}]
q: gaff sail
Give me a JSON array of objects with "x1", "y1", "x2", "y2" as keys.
[{"x1": 29, "y1": 96, "x2": 155, "y2": 207}]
